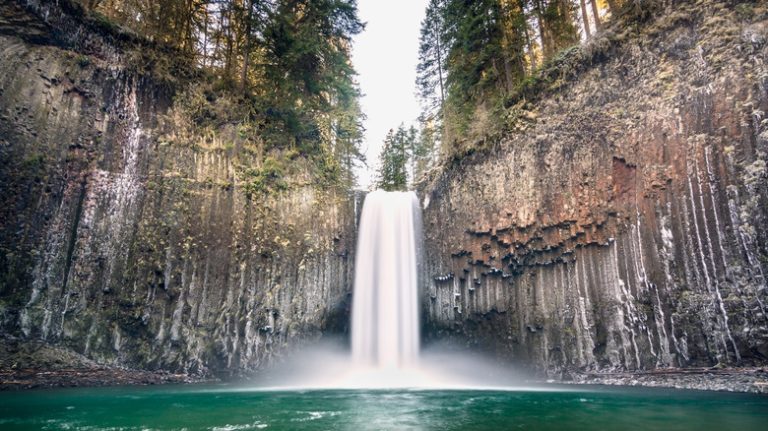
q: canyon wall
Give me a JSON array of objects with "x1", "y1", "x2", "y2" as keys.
[
  {"x1": 0, "y1": 1, "x2": 357, "y2": 376},
  {"x1": 421, "y1": 0, "x2": 768, "y2": 375}
]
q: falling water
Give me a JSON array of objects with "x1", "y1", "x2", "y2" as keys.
[
  {"x1": 261, "y1": 190, "x2": 518, "y2": 389},
  {"x1": 351, "y1": 190, "x2": 421, "y2": 369}
]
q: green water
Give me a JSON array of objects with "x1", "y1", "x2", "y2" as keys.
[{"x1": 1, "y1": 384, "x2": 766, "y2": 430}]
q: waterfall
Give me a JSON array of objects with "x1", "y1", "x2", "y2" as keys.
[
  {"x1": 351, "y1": 190, "x2": 421, "y2": 369},
  {"x1": 262, "y1": 189, "x2": 515, "y2": 390}
]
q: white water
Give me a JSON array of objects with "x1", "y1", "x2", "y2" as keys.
[
  {"x1": 351, "y1": 190, "x2": 421, "y2": 369},
  {"x1": 250, "y1": 190, "x2": 524, "y2": 390}
]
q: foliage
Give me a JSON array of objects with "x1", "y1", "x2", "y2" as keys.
[
  {"x1": 77, "y1": 0, "x2": 366, "y2": 190},
  {"x1": 375, "y1": 126, "x2": 416, "y2": 191},
  {"x1": 416, "y1": 0, "x2": 448, "y2": 124},
  {"x1": 76, "y1": 55, "x2": 91, "y2": 67},
  {"x1": 415, "y1": 0, "x2": 634, "y2": 162},
  {"x1": 239, "y1": 156, "x2": 289, "y2": 197}
]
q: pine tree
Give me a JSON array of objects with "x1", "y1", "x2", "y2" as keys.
[
  {"x1": 333, "y1": 89, "x2": 367, "y2": 189},
  {"x1": 262, "y1": 0, "x2": 364, "y2": 151},
  {"x1": 580, "y1": 0, "x2": 592, "y2": 37},
  {"x1": 85, "y1": 0, "x2": 366, "y2": 188},
  {"x1": 375, "y1": 125, "x2": 416, "y2": 192},
  {"x1": 535, "y1": 0, "x2": 578, "y2": 58},
  {"x1": 416, "y1": 0, "x2": 448, "y2": 122},
  {"x1": 590, "y1": 0, "x2": 602, "y2": 31},
  {"x1": 498, "y1": 0, "x2": 528, "y2": 92}
]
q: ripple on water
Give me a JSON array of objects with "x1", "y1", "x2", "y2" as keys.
[
  {"x1": 290, "y1": 410, "x2": 342, "y2": 422},
  {"x1": 210, "y1": 422, "x2": 268, "y2": 430}
]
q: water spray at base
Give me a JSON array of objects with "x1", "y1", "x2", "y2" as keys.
[{"x1": 251, "y1": 190, "x2": 526, "y2": 391}]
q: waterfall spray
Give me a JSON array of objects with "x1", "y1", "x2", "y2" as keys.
[{"x1": 256, "y1": 190, "x2": 519, "y2": 390}]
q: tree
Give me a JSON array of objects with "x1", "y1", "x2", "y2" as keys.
[
  {"x1": 240, "y1": 0, "x2": 269, "y2": 90},
  {"x1": 580, "y1": 0, "x2": 592, "y2": 37},
  {"x1": 332, "y1": 89, "x2": 367, "y2": 189},
  {"x1": 375, "y1": 125, "x2": 417, "y2": 192},
  {"x1": 443, "y1": 0, "x2": 504, "y2": 101},
  {"x1": 590, "y1": 0, "x2": 602, "y2": 32},
  {"x1": 262, "y1": 0, "x2": 364, "y2": 150},
  {"x1": 498, "y1": 0, "x2": 528, "y2": 92},
  {"x1": 410, "y1": 0, "x2": 637, "y2": 162},
  {"x1": 83, "y1": 0, "x2": 366, "y2": 188},
  {"x1": 416, "y1": 0, "x2": 448, "y2": 121},
  {"x1": 533, "y1": 0, "x2": 578, "y2": 58}
]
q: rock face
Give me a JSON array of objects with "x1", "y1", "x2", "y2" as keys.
[
  {"x1": 0, "y1": 1, "x2": 356, "y2": 376},
  {"x1": 421, "y1": 0, "x2": 768, "y2": 376}
]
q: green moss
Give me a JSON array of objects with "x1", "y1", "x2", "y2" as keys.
[
  {"x1": 734, "y1": 3, "x2": 754, "y2": 21},
  {"x1": 239, "y1": 155, "x2": 289, "y2": 197},
  {"x1": 21, "y1": 153, "x2": 46, "y2": 171},
  {"x1": 76, "y1": 55, "x2": 91, "y2": 68},
  {"x1": 89, "y1": 11, "x2": 124, "y2": 36}
]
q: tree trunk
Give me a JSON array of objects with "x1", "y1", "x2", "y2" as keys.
[
  {"x1": 433, "y1": 21, "x2": 446, "y2": 115},
  {"x1": 224, "y1": 4, "x2": 234, "y2": 82},
  {"x1": 184, "y1": 0, "x2": 195, "y2": 55},
  {"x1": 498, "y1": 0, "x2": 526, "y2": 92},
  {"x1": 534, "y1": 0, "x2": 551, "y2": 59},
  {"x1": 201, "y1": 7, "x2": 209, "y2": 68},
  {"x1": 580, "y1": 0, "x2": 592, "y2": 38},
  {"x1": 213, "y1": 5, "x2": 224, "y2": 71},
  {"x1": 241, "y1": 0, "x2": 256, "y2": 90},
  {"x1": 519, "y1": 0, "x2": 537, "y2": 71},
  {"x1": 590, "y1": 0, "x2": 603, "y2": 31}
]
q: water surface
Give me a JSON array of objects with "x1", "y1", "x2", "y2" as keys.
[{"x1": 1, "y1": 384, "x2": 766, "y2": 430}]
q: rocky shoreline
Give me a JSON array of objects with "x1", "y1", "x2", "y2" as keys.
[
  {"x1": 566, "y1": 368, "x2": 768, "y2": 394},
  {"x1": 0, "y1": 367, "x2": 210, "y2": 391},
  {"x1": 0, "y1": 338, "x2": 211, "y2": 390}
]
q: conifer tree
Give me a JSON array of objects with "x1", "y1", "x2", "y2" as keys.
[
  {"x1": 375, "y1": 125, "x2": 417, "y2": 192},
  {"x1": 416, "y1": 0, "x2": 448, "y2": 122},
  {"x1": 83, "y1": 0, "x2": 366, "y2": 188}
]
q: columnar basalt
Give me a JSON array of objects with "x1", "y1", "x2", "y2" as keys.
[
  {"x1": 421, "y1": 1, "x2": 768, "y2": 376},
  {"x1": 0, "y1": 1, "x2": 357, "y2": 376}
]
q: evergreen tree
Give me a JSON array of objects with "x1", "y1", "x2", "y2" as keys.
[
  {"x1": 590, "y1": 0, "x2": 602, "y2": 32},
  {"x1": 262, "y1": 0, "x2": 364, "y2": 152},
  {"x1": 83, "y1": 0, "x2": 366, "y2": 188},
  {"x1": 416, "y1": 0, "x2": 448, "y2": 122},
  {"x1": 534, "y1": 0, "x2": 579, "y2": 58},
  {"x1": 375, "y1": 125, "x2": 417, "y2": 192},
  {"x1": 442, "y1": 0, "x2": 504, "y2": 105},
  {"x1": 498, "y1": 0, "x2": 528, "y2": 91},
  {"x1": 332, "y1": 91, "x2": 367, "y2": 189}
]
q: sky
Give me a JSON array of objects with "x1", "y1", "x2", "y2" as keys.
[{"x1": 351, "y1": 0, "x2": 430, "y2": 189}]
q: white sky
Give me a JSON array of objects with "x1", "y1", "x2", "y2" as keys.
[{"x1": 351, "y1": 0, "x2": 430, "y2": 189}]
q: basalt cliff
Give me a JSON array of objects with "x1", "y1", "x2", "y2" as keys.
[
  {"x1": 421, "y1": 0, "x2": 768, "y2": 379},
  {"x1": 0, "y1": 0, "x2": 357, "y2": 380}
]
